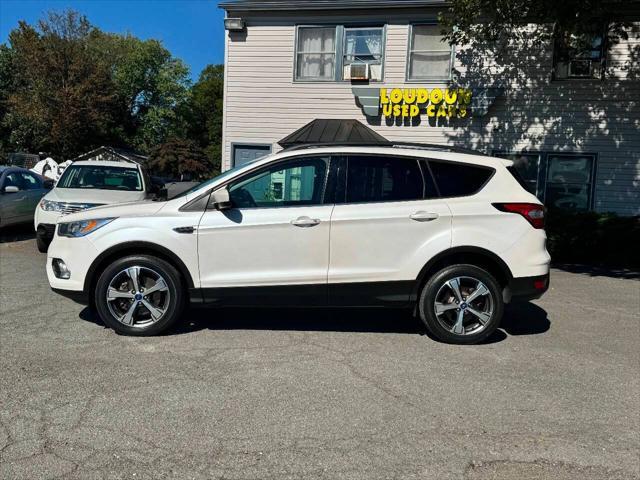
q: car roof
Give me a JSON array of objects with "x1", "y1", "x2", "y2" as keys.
[
  {"x1": 271, "y1": 145, "x2": 513, "y2": 169},
  {"x1": 0, "y1": 165, "x2": 33, "y2": 174},
  {"x1": 71, "y1": 160, "x2": 140, "y2": 169}
]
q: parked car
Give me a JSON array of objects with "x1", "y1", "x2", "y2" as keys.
[
  {"x1": 0, "y1": 166, "x2": 52, "y2": 229},
  {"x1": 45, "y1": 144, "x2": 550, "y2": 344},
  {"x1": 35, "y1": 160, "x2": 157, "y2": 252}
]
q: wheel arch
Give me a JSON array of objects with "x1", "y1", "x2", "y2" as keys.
[
  {"x1": 414, "y1": 246, "x2": 513, "y2": 299},
  {"x1": 84, "y1": 241, "x2": 196, "y2": 294}
]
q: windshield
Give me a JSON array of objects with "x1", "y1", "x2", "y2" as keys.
[
  {"x1": 171, "y1": 159, "x2": 264, "y2": 200},
  {"x1": 57, "y1": 165, "x2": 143, "y2": 191}
]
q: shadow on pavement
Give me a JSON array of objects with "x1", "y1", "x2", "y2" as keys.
[
  {"x1": 553, "y1": 263, "x2": 639, "y2": 280},
  {"x1": 0, "y1": 223, "x2": 35, "y2": 243},
  {"x1": 79, "y1": 301, "x2": 550, "y2": 343}
]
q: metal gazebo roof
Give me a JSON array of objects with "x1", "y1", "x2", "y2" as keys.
[{"x1": 278, "y1": 119, "x2": 390, "y2": 148}]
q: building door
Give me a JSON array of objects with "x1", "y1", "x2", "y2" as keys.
[{"x1": 232, "y1": 144, "x2": 272, "y2": 167}]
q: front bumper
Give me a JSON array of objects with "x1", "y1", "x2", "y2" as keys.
[
  {"x1": 47, "y1": 234, "x2": 99, "y2": 295},
  {"x1": 504, "y1": 273, "x2": 550, "y2": 303}
]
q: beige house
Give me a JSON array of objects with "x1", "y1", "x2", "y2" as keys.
[{"x1": 219, "y1": 0, "x2": 640, "y2": 215}]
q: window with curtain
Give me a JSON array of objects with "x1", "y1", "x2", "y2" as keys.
[
  {"x1": 407, "y1": 24, "x2": 453, "y2": 81},
  {"x1": 342, "y1": 27, "x2": 384, "y2": 80},
  {"x1": 295, "y1": 27, "x2": 337, "y2": 81}
]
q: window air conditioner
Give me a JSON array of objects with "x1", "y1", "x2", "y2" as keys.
[{"x1": 348, "y1": 63, "x2": 370, "y2": 80}]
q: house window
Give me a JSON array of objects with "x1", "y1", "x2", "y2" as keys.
[
  {"x1": 554, "y1": 27, "x2": 606, "y2": 80},
  {"x1": 342, "y1": 27, "x2": 384, "y2": 81},
  {"x1": 494, "y1": 151, "x2": 596, "y2": 211},
  {"x1": 295, "y1": 27, "x2": 337, "y2": 81},
  {"x1": 407, "y1": 24, "x2": 453, "y2": 81}
]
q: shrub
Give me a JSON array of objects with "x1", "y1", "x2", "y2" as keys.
[{"x1": 546, "y1": 210, "x2": 640, "y2": 267}]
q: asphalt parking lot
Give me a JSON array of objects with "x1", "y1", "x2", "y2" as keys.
[{"x1": 1, "y1": 226, "x2": 639, "y2": 480}]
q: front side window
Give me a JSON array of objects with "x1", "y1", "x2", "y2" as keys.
[
  {"x1": 229, "y1": 157, "x2": 329, "y2": 208},
  {"x1": 343, "y1": 27, "x2": 384, "y2": 81},
  {"x1": 20, "y1": 172, "x2": 42, "y2": 190},
  {"x1": 345, "y1": 156, "x2": 425, "y2": 203},
  {"x1": 545, "y1": 154, "x2": 594, "y2": 210},
  {"x1": 429, "y1": 161, "x2": 493, "y2": 197},
  {"x1": 407, "y1": 24, "x2": 453, "y2": 81},
  {"x1": 554, "y1": 26, "x2": 605, "y2": 80},
  {"x1": 296, "y1": 27, "x2": 337, "y2": 81},
  {"x1": 58, "y1": 165, "x2": 143, "y2": 191}
]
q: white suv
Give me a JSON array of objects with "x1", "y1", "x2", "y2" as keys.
[
  {"x1": 35, "y1": 160, "x2": 151, "y2": 252},
  {"x1": 46, "y1": 144, "x2": 550, "y2": 344}
]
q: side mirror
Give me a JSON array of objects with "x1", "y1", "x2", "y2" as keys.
[
  {"x1": 3, "y1": 186, "x2": 19, "y2": 194},
  {"x1": 210, "y1": 186, "x2": 233, "y2": 210},
  {"x1": 43, "y1": 179, "x2": 54, "y2": 189}
]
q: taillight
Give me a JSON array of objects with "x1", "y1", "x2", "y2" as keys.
[{"x1": 492, "y1": 203, "x2": 545, "y2": 229}]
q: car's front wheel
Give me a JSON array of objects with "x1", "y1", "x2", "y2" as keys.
[
  {"x1": 418, "y1": 264, "x2": 504, "y2": 344},
  {"x1": 94, "y1": 255, "x2": 184, "y2": 336}
]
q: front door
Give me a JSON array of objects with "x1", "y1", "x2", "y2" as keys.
[
  {"x1": 197, "y1": 155, "x2": 334, "y2": 306},
  {"x1": 328, "y1": 155, "x2": 452, "y2": 306}
]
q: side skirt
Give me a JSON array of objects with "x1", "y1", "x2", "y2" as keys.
[{"x1": 190, "y1": 281, "x2": 415, "y2": 308}]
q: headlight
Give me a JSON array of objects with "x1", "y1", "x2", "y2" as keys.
[
  {"x1": 40, "y1": 199, "x2": 64, "y2": 212},
  {"x1": 58, "y1": 218, "x2": 116, "y2": 238}
]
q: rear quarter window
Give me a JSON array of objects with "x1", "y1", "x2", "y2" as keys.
[{"x1": 428, "y1": 160, "x2": 494, "y2": 197}]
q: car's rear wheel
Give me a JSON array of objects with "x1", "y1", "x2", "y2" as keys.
[
  {"x1": 94, "y1": 255, "x2": 184, "y2": 336},
  {"x1": 418, "y1": 264, "x2": 503, "y2": 344}
]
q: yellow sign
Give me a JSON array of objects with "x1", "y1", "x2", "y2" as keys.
[{"x1": 380, "y1": 88, "x2": 472, "y2": 119}]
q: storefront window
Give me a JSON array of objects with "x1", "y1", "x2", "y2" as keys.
[
  {"x1": 545, "y1": 154, "x2": 594, "y2": 211},
  {"x1": 494, "y1": 151, "x2": 596, "y2": 211},
  {"x1": 407, "y1": 24, "x2": 453, "y2": 81},
  {"x1": 342, "y1": 27, "x2": 383, "y2": 81},
  {"x1": 295, "y1": 27, "x2": 336, "y2": 81}
]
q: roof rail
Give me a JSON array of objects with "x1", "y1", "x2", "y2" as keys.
[{"x1": 280, "y1": 142, "x2": 486, "y2": 156}]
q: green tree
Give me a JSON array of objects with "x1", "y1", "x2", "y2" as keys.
[
  {"x1": 90, "y1": 32, "x2": 191, "y2": 153},
  {"x1": 181, "y1": 64, "x2": 224, "y2": 174},
  {"x1": 3, "y1": 11, "x2": 118, "y2": 159},
  {"x1": 147, "y1": 137, "x2": 212, "y2": 180}
]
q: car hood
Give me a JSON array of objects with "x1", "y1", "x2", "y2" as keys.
[
  {"x1": 57, "y1": 200, "x2": 166, "y2": 223},
  {"x1": 45, "y1": 188, "x2": 145, "y2": 204}
]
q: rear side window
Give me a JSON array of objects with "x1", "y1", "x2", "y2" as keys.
[
  {"x1": 345, "y1": 155, "x2": 425, "y2": 203},
  {"x1": 428, "y1": 160, "x2": 493, "y2": 197}
]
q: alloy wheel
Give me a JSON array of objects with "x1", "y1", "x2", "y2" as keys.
[
  {"x1": 433, "y1": 276, "x2": 494, "y2": 336},
  {"x1": 106, "y1": 266, "x2": 170, "y2": 328}
]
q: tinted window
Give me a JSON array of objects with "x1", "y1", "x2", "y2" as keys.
[
  {"x1": 346, "y1": 156, "x2": 425, "y2": 203},
  {"x1": 58, "y1": 165, "x2": 142, "y2": 191},
  {"x1": 429, "y1": 161, "x2": 493, "y2": 197},
  {"x1": 20, "y1": 172, "x2": 42, "y2": 190},
  {"x1": 229, "y1": 156, "x2": 329, "y2": 208}
]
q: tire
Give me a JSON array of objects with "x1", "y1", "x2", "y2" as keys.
[
  {"x1": 94, "y1": 255, "x2": 185, "y2": 336},
  {"x1": 418, "y1": 264, "x2": 504, "y2": 344},
  {"x1": 36, "y1": 232, "x2": 49, "y2": 253}
]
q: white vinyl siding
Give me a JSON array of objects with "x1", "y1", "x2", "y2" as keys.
[{"x1": 221, "y1": 10, "x2": 640, "y2": 216}]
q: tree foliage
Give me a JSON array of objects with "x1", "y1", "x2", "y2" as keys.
[
  {"x1": 439, "y1": 0, "x2": 631, "y2": 50},
  {"x1": 0, "y1": 8, "x2": 221, "y2": 175},
  {"x1": 147, "y1": 138, "x2": 211, "y2": 180}
]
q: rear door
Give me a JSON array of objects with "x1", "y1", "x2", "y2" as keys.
[{"x1": 328, "y1": 155, "x2": 452, "y2": 306}]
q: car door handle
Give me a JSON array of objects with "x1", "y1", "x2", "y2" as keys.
[
  {"x1": 291, "y1": 216, "x2": 321, "y2": 227},
  {"x1": 409, "y1": 211, "x2": 439, "y2": 222}
]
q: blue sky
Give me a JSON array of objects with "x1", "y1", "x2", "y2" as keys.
[{"x1": 0, "y1": 0, "x2": 226, "y2": 80}]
